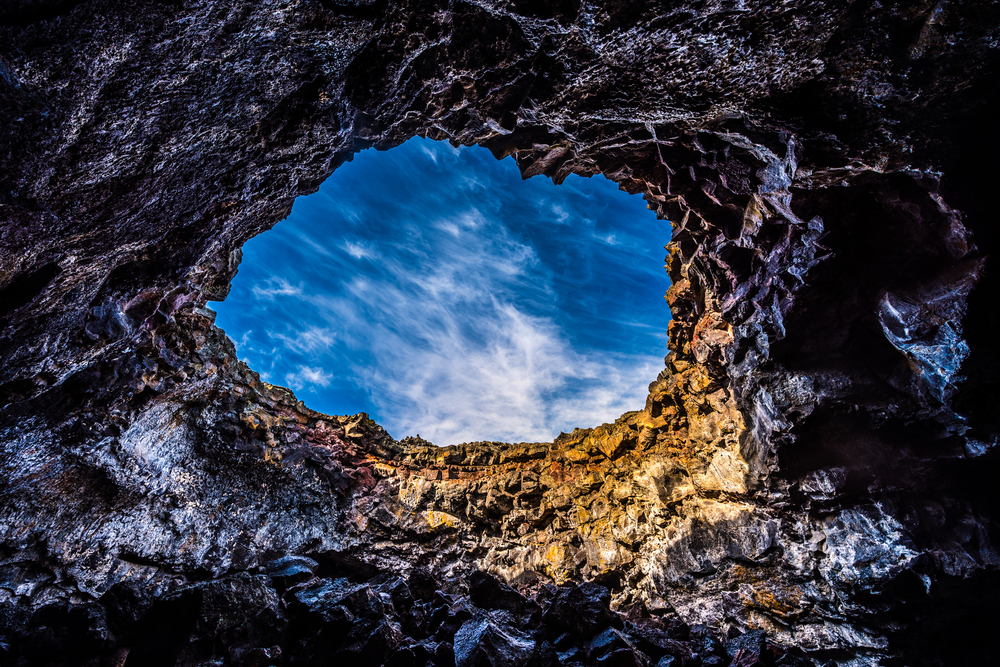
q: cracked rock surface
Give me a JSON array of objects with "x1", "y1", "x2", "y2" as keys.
[{"x1": 1, "y1": 1, "x2": 999, "y2": 665}]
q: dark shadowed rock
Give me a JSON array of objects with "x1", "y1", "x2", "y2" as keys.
[
  {"x1": 263, "y1": 555, "x2": 318, "y2": 591},
  {"x1": 586, "y1": 627, "x2": 640, "y2": 661},
  {"x1": 19, "y1": 603, "x2": 113, "y2": 667},
  {"x1": 469, "y1": 570, "x2": 536, "y2": 617},
  {"x1": 545, "y1": 582, "x2": 614, "y2": 638},
  {"x1": 124, "y1": 589, "x2": 202, "y2": 667},
  {"x1": 598, "y1": 647, "x2": 649, "y2": 667},
  {"x1": 230, "y1": 644, "x2": 282, "y2": 667},
  {"x1": 454, "y1": 611, "x2": 538, "y2": 667},
  {"x1": 624, "y1": 619, "x2": 693, "y2": 663},
  {"x1": 336, "y1": 617, "x2": 404, "y2": 667},
  {"x1": 288, "y1": 577, "x2": 365, "y2": 626},
  {"x1": 727, "y1": 630, "x2": 774, "y2": 667},
  {"x1": 128, "y1": 572, "x2": 286, "y2": 665},
  {"x1": 407, "y1": 568, "x2": 439, "y2": 602}
]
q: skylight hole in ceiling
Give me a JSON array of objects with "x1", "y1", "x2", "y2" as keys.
[{"x1": 212, "y1": 136, "x2": 672, "y2": 446}]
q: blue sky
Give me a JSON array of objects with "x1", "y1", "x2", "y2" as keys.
[{"x1": 212, "y1": 137, "x2": 671, "y2": 445}]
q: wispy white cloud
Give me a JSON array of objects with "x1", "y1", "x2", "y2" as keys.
[
  {"x1": 436, "y1": 221, "x2": 461, "y2": 238},
  {"x1": 252, "y1": 277, "x2": 302, "y2": 300},
  {"x1": 419, "y1": 138, "x2": 460, "y2": 166},
  {"x1": 235, "y1": 329, "x2": 254, "y2": 349},
  {"x1": 291, "y1": 206, "x2": 659, "y2": 444},
  {"x1": 274, "y1": 326, "x2": 336, "y2": 354},
  {"x1": 419, "y1": 143, "x2": 440, "y2": 164},
  {"x1": 314, "y1": 191, "x2": 363, "y2": 225},
  {"x1": 343, "y1": 240, "x2": 376, "y2": 260},
  {"x1": 295, "y1": 231, "x2": 335, "y2": 258},
  {"x1": 349, "y1": 296, "x2": 660, "y2": 444},
  {"x1": 216, "y1": 136, "x2": 670, "y2": 446},
  {"x1": 459, "y1": 173, "x2": 488, "y2": 192},
  {"x1": 551, "y1": 203, "x2": 570, "y2": 224},
  {"x1": 285, "y1": 365, "x2": 333, "y2": 390}
]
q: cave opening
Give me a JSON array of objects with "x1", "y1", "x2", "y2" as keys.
[{"x1": 212, "y1": 136, "x2": 672, "y2": 445}]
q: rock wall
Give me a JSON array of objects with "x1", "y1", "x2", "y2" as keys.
[{"x1": 2, "y1": 1, "x2": 999, "y2": 665}]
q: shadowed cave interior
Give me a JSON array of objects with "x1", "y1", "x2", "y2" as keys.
[{"x1": 1, "y1": 2, "x2": 1000, "y2": 667}]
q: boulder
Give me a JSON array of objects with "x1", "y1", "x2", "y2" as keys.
[
  {"x1": 263, "y1": 555, "x2": 318, "y2": 591},
  {"x1": 585, "y1": 627, "x2": 639, "y2": 661},
  {"x1": 544, "y1": 582, "x2": 613, "y2": 638},
  {"x1": 468, "y1": 570, "x2": 535, "y2": 617},
  {"x1": 336, "y1": 618, "x2": 405, "y2": 667},
  {"x1": 726, "y1": 630, "x2": 774, "y2": 667},
  {"x1": 454, "y1": 611, "x2": 538, "y2": 667},
  {"x1": 230, "y1": 644, "x2": 282, "y2": 667},
  {"x1": 624, "y1": 620, "x2": 692, "y2": 663},
  {"x1": 597, "y1": 647, "x2": 648, "y2": 667}
]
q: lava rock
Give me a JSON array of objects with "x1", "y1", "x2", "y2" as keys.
[
  {"x1": 19, "y1": 602, "x2": 113, "y2": 666},
  {"x1": 288, "y1": 577, "x2": 366, "y2": 627},
  {"x1": 624, "y1": 619, "x2": 692, "y2": 663},
  {"x1": 597, "y1": 647, "x2": 648, "y2": 667},
  {"x1": 454, "y1": 611, "x2": 539, "y2": 667},
  {"x1": 123, "y1": 588, "x2": 203, "y2": 667},
  {"x1": 585, "y1": 627, "x2": 640, "y2": 661},
  {"x1": 469, "y1": 569, "x2": 535, "y2": 617},
  {"x1": 335, "y1": 617, "x2": 405, "y2": 667},
  {"x1": 230, "y1": 643, "x2": 282, "y2": 667},
  {"x1": 433, "y1": 599, "x2": 477, "y2": 642},
  {"x1": 726, "y1": 630, "x2": 773, "y2": 667},
  {"x1": 263, "y1": 555, "x2": 318, "y2": 590},
  {"x1": 544, "y1": 582, "x2": 614, "y2": 638},
  {"x1": 408, "y1": 568, "x2": 439, "y2": 601}
]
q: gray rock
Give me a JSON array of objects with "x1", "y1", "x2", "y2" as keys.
[
  {"x1": 454, "y1": 612, "x2": 537, "y2": 667},
  {"x1": 263, "y1": 555, "x2": 318, "y2": 590},
  {"x1": 585, "y1": 627, "x2": 639, "y2": 661}
]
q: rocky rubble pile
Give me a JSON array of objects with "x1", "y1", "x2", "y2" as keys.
[{"x1": 1, "y1": 557, "x2": 811, "y2": 667}]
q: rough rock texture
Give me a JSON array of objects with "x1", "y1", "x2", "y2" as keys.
[{"x1": 2, "y1": 1, "x2": 1000, "y2": 665}]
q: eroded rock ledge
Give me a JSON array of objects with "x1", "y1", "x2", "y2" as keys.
[{"x1": 1, "y1": 1, "x2": 999, "y2": 665}]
